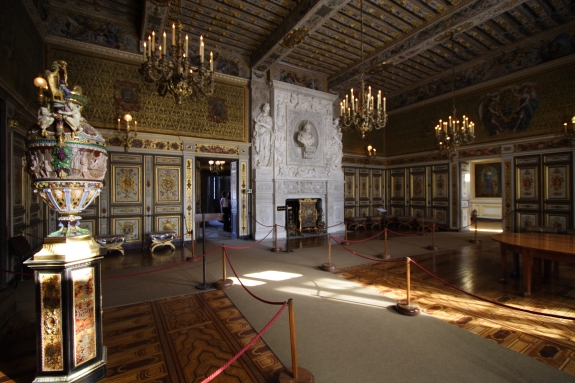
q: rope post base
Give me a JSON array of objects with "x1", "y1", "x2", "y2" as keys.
[
  {"x1": 215, "y1": 278, "x2": 234, "y2": 290},
  {"x1": 322, "y1": 238, "x2": 336, "y2": 272},
  {"x1": 395, "y1": 257, "x2": 420, "y2": 316},
  {"x1": 196, "y1": 282, "x2": 214, "y2": 290},
  {"x1": 395, "y1": 300, "x2": 421, "y2": 316},
  {"x1": 271, "y1": 224, "x2": 283, "y2": 252},
  {"x1": 278, "y1": 368, "x2": 315, "y2": 383},
  {"x1": 321, "y1": 263, "x2": 336, "y2": 272}
]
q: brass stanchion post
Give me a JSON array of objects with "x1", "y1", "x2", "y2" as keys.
[
  {"x1": 271, "y1": 224, "x2": 282, "y2": 252},
  {"x1": 341, "y1": 219, "x2": 350, "y2": 245},
  {"x1": 379, "y1": 229, "x2": 390, "y2": 259},
  {"x1": 215, "y1": 247, "x2": 233, "y2": 290},
  {"x1": 395, "y1": 257, "x2": 420, "y2": 316},
  {"x1": 322, "y1": 236, "x2": 336, "y2": 272},
  {"x1": 278, "y1": 299, "x2": 315, "y2": 383},
  {"x1": 426, "y1": 223, "x2": 439, "y2": 250},
  {"x1": 469, "y1": 210, "x2": 481, "y2": 244}
]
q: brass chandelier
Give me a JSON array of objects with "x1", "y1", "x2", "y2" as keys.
[
  {"x1": 209, "y1": 160, "x2": 225, "y2": 173},
  {"x1": 435, "y1": 32, "x2": 475, "y2": 155},
  {"x1": 139, "y1": 21, "x2": 215, "y2": 105},
  {"x1": 339, "y1": 0, "x2": 387, "y2": 139}
]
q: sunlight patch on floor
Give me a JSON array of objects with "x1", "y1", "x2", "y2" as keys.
[
  {"x1": 229, "y1": 277, "x2": 266, "y2": 286},
  {"x1": 244, "y1": 270, "x2": 302, "y2": 281}
]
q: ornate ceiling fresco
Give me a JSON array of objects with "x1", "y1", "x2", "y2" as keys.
[{"x1": 28, "y1": 0, "x2": 575, "y2": 108}]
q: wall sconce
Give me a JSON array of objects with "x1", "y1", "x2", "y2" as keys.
[
  {"x1": 117, "y1": 113, "x2": 137, "y2": 152},
  {"x1": 366, "y1": 145, "x2": 377, "y2": 164},
  {"x1": 563, "y1": 116, "x2": 575, "y2": 146},
  {"x1": 209, "y1": 160, "x2": 225, "y2": 173},
  {"x1": 33, "y1": 75, "x2": 48, "y2": 104}
]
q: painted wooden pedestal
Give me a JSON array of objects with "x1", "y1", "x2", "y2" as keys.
[{"x1": 24, "y1": 235, "x2": 107, "y2": 383}]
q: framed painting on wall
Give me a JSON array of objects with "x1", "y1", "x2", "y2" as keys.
[
  {"x1": 372, "y1": 174, "x2": 383, "y2": 199},
  {"x1": 156, "y1": 215, "x2": 180, "y2": 236},
  {"x1": 517, "y1": 212, "x2": 539, "y2": 232},
  {"x1": 359, "y1": 173, "x2": 370, "y2": 199},
  {"x1": 112, "y1": 217, "x2": 142, "y2": 242},
  {"x1": 432, "y1": 172, "x2": 448, "y2": 199},
  {"x1": 410, "y1": 173, "x2": 426, "y2": 199},
  {"x1": 516, "y1": 167, "x2": 538, "y2": 201},
  {"x1": 545, "y1": 165, "x2": 570, "y2": 200},
  {"x1": 112, "y1": 165, "x2": 142, "y2": 204},
  {"x1": 474, "y1": 163, "x2": 502, "y2": 198},
  {"x1": 344, "y1": 173, "x2": 356, "y2": 200},
  {"x1": 545, "y1": 213, "x2": 569, "y2": 230},
  {"x1": 155, "y1": 166, "x2": 182, "y2": 204},
  {"x1": 391, "y1": 175, "x2": 404, "y2": 199},
  {"x1": 433, "y1": 208, "x2": 448, "y2": 225}
]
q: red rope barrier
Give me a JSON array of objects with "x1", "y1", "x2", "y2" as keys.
[
  {"x1": 223, "y1": 227, "x2": 274, "y2": 250},
  {"x1": 202, "y1": 302, "x2": 287, "y2": 383},
  {"x1": 223, "y1": 248, "x2": 286, "y2": 305},
  {"x1": 331, "y1": 236, "x2": 403, "y2": 263},
  {"x1": 409, "y1": 259, "x2": 575, "y2": 321}
]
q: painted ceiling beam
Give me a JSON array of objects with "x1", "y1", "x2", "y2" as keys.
[
  {"x1": 251, "y1": 0, "x2": 350, "y2": 72},
  {"x1": 141, "y1": 0, "x2": 171, "y2": 42},
  {"x1": 328, "y1": 0, "x2": 531, "y2": 91}
]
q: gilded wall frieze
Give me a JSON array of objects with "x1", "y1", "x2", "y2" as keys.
[
  {"x1": 104, "y1": 134, "x2": 184, "y2": 152},
  {"x1": 195, "y1": 143, "x2": 239, "y2": 155}
]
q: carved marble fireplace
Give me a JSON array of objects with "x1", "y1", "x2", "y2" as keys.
[{"x1": 252, "y1": 80, "x2": 344, "y2": 240}]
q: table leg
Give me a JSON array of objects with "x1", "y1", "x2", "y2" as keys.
[
  {"x1": 500, "y1": 243, "x2": 507, "y2": 283},
  {"x1": 533, "y1": 257, "x2": 542, "y2": 289},
  {"x1": 522, "y1": 248, "x2": 532, "y2": 297},
  {"x1": 511, "y1": 253, "x2": 520, "y2": 278}
]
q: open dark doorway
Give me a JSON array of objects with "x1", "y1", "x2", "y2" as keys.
[{"x1": 196, "y1": 158, "x2": 233, "y2": 240}]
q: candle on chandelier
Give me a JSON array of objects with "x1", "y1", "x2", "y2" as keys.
[
  {"x1": 152, "y1": 31, "x2": 155, "y2": 54},
  {"x1": 134, "y1": 121, "x2": 137, "y2": 133},
  {"x1": 147, "y1": 35, "x2": 151, "y2": 56},
  {"x1": 159, "y1": 45, "x2": 162, "y2": 59},
  {"x1": 572, "y1": 116, "x2": 575, "y2": 131},
  {"x1": 143, "y1": 42, "x2": 147, "y2": 60},
  {"x1": 383, "y1": 96, "x2": 386, "y2": 112},
  {"x1": 117, "y1": 118, "x2": 120, "y2": 131},
  {"x1": 163, "y1": 32, "x2": 167, "y2": 53},
  {"x1": 377, "y1": 90, "x2": 381, "y2": 111},
  {"x1": 172, "y1": 24, "x2": 176, "y2": 46},
  {"x1": 200, "y1": 35, "x2": 204, "y2": 63},
  {"x1": 210, "y1": 52, "x2": 213, "y2": 71},
  {"x1": 185, "y1": 35, "x2": 188, "y2": 58},
  {"x1": 350, "y1": 89, "x2": 354, "y2": 110}
]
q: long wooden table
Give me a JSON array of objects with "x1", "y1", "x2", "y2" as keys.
[{"x1": 491, "y1": 233, "x2": 575, "y2": 296}]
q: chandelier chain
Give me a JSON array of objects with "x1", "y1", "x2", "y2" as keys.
[
  {"x1": 339, "y1": 0, "x2": 387, "y2": 139},
  {"x1": 434, "y1": 31, "x2": 475, "y2": 156}
]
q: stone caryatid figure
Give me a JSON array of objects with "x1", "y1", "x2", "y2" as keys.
[{"x1": 253, "y1": 103, "x2": 274, "y2": 167}]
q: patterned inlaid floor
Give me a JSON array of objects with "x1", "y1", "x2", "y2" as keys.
[
  {"x1": 335, "y1": 243, "x2": 575, "y2": 376},
  {"x1": 0, "y1": 290, "x2": 284, "y2": 383}
]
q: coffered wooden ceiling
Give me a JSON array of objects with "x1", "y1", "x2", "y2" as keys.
[{"x1": 31, "y1": 0, "x2": 575, "y2": 100}]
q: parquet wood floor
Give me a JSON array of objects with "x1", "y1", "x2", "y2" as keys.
[
  {"x1": 2, "y1": 221, "x2": 575, "y2": 380},
  {"x1": 336, "y1": 235, "x2": 575, "y2": 376},
  {"x1": 0, "y1": 290, "x2": 284, "y2": 383}
]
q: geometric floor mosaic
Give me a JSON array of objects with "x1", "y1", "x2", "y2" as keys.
[{"x1": 336, "y1": 243, "x2": 575, "y2": 377}]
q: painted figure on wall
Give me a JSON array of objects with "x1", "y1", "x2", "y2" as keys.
[
  {"x1": 475, "y1": 163, "x2": 501, "y2": 198},
  {"x1": 253, "y1": 103, "x2": 274, "y2": 167},
  {"x1": 478, "y1": 83, "x2": 538, "y2": 136}
]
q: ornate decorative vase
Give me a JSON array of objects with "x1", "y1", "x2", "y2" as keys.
[{"x1": 26, "y1": 60, "x2": 108, "y2": 239}]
